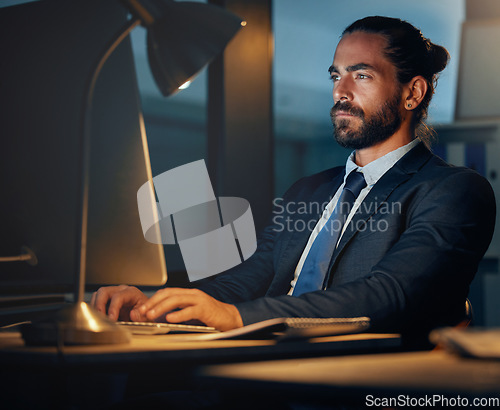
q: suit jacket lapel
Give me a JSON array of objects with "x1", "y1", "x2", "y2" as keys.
[{"x1": 329, "y1": 142, "x2": 433, "y2": 270}]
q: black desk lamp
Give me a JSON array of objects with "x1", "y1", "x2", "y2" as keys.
[{"x1": 22, "y1": 0, "x2": 243, "y2": 345}]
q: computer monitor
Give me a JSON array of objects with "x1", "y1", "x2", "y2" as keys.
[{"x1": 0, "y1": 0, "x2": 167, "y2": 323}]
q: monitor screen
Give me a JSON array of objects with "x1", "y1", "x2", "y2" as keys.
[{"x1": 0, "y1": 0, "x2": 167, "y2": 319}]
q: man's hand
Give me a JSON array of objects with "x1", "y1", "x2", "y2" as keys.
[
  {"x1": 134, "y1": 288, "x2": 243, "y2": 331},
  {"x1": 90, "y1": 285, "x2": 149, "y2": 322}
]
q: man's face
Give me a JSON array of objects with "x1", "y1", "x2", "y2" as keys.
[{"x1": 329, "y1": 31, "x2": 404, "y2": 150}]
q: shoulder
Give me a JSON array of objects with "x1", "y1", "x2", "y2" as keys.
[
  {"x1": 400, "y1": 149, "x2": 496, "y2": 229},
  {"x1": 415, "y1": 150, "x2": 493, "y2": 197},
  {"x1": 396, "y1": 142, "x2": 493, "y2": 197}
]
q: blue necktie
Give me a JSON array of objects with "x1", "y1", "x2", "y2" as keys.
[{"x1": 292, "y1": 171, "x2": 367, "y2": 296}]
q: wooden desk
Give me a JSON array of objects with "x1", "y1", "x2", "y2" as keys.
[
  {"x1": 0, "y1": 330, "x2": 400, "y2": 409},
  {"x1": 0, "y1": 331, "x2": 400, "y2": 370},
  {"x1": 200, "y1": 350, "x2": 500, "y2": 407}
]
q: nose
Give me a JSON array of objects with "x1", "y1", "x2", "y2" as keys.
[{"x1": 333, "y1": 76, "x2": 353, "y2": 104}]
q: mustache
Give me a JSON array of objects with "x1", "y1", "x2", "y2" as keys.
[{"x1": 330, "y1": 101, "x2": 364, "y2": 119}]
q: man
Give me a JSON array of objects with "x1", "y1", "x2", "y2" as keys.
[{"x1": 92, "y1": 16, "x2": 495, "y2": 341}]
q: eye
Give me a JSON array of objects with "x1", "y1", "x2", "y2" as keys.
[
  {"x1": 330, "y1": 74, "x2": 340, "y2": 82},
  {"x1": 356, "y1": 73, "x2": 371, "y2": 80}
]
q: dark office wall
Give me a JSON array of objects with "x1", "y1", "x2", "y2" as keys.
[{"x1": 208, "y1": 0, "x2": 274, "y2": 232}]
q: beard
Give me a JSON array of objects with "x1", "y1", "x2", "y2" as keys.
[{"x1": 330, "y1": 92, "x2": 403, "y2": 150}]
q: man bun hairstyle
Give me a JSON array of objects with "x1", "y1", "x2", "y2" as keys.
[{"x1": 343, "y1": 16, "x2": 450, "y2": 145}]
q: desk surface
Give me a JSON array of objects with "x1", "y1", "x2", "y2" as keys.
[
  {"x1": 200, "y1": 350, "x2": 500, "y2": 399},
  {"x1": 0, "y1": 331, "x2": 400, "y2": 370}
]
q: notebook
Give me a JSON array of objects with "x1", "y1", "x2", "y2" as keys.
[{"x1": 118, "y1": 316, "x2": 371, "y2": 340}]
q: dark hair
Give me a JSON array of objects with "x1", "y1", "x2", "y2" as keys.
[{"x1": 343, "y1": 16, "x2": 449, "y2": 145}]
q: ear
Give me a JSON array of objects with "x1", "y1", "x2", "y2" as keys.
[{"x1": 403, "y1": 76, "x2": 428, "y2": 111}]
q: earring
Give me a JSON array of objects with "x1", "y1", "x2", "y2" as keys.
[{"x1": 407, "y1": 103, "x2": 412, "y2": 108}]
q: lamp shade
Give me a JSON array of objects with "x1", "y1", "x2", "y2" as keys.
[{"x1": 124, "y1": 0, "x2": 243, "y2": 96}]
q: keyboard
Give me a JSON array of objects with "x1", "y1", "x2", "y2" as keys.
[{"x1": 117, "y1": 321, "x2": 219, "y2": 335}]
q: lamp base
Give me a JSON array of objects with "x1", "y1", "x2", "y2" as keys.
[{"x1": 21, "y1": 302, "x2": 131, "y2": 346}]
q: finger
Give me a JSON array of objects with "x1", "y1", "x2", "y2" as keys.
[
  {"x1": 129, "y1": 308, "x2": 149, "y2": 322},
  {"x1": 139, "y1": 288, "x2": 198, "y2": 313},
  {"x1": 128, "y1": 296, "x2": 149, "y2": 322},
  {"x1": 137, "y1": 288, "x2": 168, "y2": 313},
  {"x1": 93, "y1": 288, "x2": 113, "y2": 315},
  {"x1": 165, "y1": 306, "x2": 198, "y2": 324},
  {"x1": 90, "y1": 292, "x2": 97, "y2": 307},
  {"x1": 107, "y1": 292, "x2": 128, "y2": 321},
  {"x1": 144, "y1": 295, "x2": 199, "y2": 320}
]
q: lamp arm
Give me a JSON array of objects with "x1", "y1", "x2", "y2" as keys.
[{"x1": 75, "y1": 17, "x2": 142, "y2": 304}]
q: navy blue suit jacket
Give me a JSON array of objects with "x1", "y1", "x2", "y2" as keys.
[{"x1": 199, "y1": 143, "x2": 496, "y2": 336}]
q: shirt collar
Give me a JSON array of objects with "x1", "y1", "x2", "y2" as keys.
[{"x1": 344, "y1": 138, "x2": 421, "y2": 187}]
